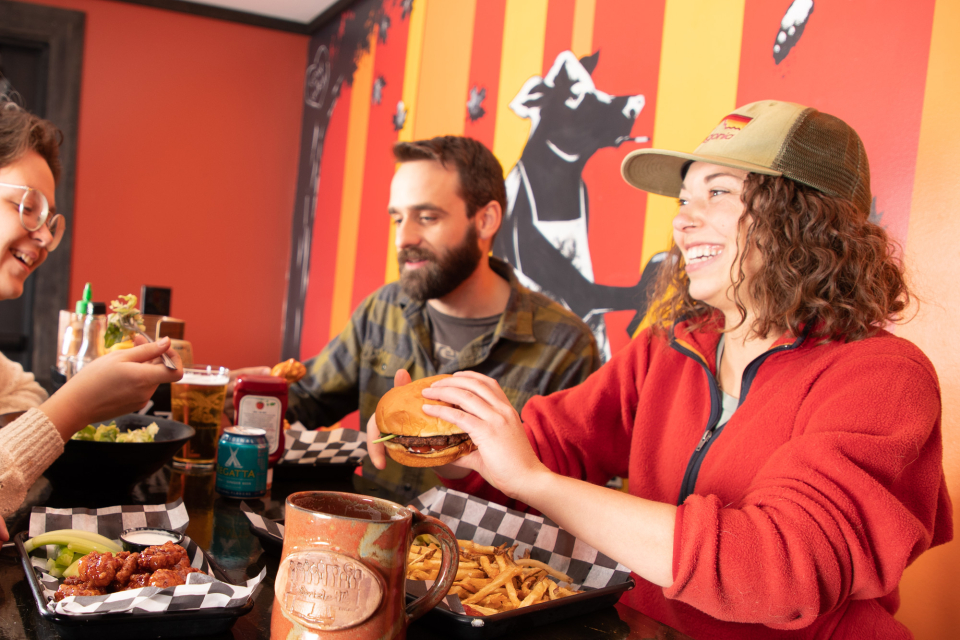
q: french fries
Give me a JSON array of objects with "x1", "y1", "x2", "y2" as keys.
[{"x1": 406, "y1": 539, "x2": 582, "y2": 617}]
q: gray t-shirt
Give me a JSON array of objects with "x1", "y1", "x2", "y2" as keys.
[
  {"x1": 716, "y1": 335, "x2": 739, "y2": 427},
  {"x1": 425, "y1": 304, "x2": 501, "y2": 369}
]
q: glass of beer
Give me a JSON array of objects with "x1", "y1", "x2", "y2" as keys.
[{"x1": 172, "y1": 366, "x2": 230, "y2": 468}]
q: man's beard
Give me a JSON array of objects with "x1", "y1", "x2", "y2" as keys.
[{"x1": 398, "y1": 225, "x2": 483, "y2": 302}]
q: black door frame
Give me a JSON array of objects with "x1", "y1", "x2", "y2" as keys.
[{"x1": 0, "y1": 0, "x2": 83, "y2": 390}]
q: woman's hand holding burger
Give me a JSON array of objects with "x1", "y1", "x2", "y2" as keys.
[
  {"x1": 366, "y1": 370, "x2": 477, "y2": 474},
  {"x1": 419, "y1": 372, "x2": 553, "y2": 501},
  {"x1": 365, "y1": 371, "x2": 551, "y2": 500}
]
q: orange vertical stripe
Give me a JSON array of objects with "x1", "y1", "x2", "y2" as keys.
[
  {"x1": 412, "y1": 0, "x2": 477, "y2": 138},
  {"x1": 896, "y1": 1, "x2": 960, "y2": 634},
  {"x1": 571, "y1": 0, "x2": 596, "y2": 57},
  {"x1": 329, "y1": 34, "x2": 377, "y2": 339}
]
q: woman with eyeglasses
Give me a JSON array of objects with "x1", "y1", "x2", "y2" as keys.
[{"x1": 0, "y1": 100, "x2": 183, "y2": 540}]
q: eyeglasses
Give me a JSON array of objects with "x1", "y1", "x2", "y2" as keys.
[{"x1": 0, "y1": 182, "x2": 64, "y2": 251}]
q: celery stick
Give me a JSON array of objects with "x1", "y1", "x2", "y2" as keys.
[
  {"x1": 55, "y1": 549, "x2": 74, "y2": 567},
  {"x1": 66, "y1": 541, "x2": 112, "y2": 555},
  {"x1": 62, "y1": 557, "x2": 82, "y2": 578},
  {"x1": 24, "y1": 531, "x2": 120, "y2": 554},
  {"x1": 48, "y1": 567, "x2": 64, "y2": 579}
]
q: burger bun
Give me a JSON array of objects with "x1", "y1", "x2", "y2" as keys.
[
  {"x1": 382, "y1": 438, "x2": 477, "y2": 468},
  {"x1": 375, "y1": 374, "x2": 477, "y2": 467}
]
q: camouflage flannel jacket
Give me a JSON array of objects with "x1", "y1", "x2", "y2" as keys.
[{"x1": 287, "y1": 258, "x2": 601, "y2": 501}]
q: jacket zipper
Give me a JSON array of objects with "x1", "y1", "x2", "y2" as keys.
[{"x1": 673, "y1": 340, "x2": 802, "y2": 505}]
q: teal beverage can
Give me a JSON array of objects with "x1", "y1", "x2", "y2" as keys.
[{"x1": 216, "y1": 426, "x2": 268, "y2": 498}]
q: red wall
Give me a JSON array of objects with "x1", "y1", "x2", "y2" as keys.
[{"x1": 22, "y1": 0, "x2": 307, "y2": 370}]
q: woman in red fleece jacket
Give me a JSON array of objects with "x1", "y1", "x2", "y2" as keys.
[{"x1": 367, "y1": 100, "x2": 953, "y2": 639}]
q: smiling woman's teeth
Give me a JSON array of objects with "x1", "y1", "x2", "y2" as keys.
[
  {"x1": 11, "y1": 249, "x2": 34, "y2": 266},
  {"x1": 686, "y1": 246, "x2": 722, "y2": 263}
]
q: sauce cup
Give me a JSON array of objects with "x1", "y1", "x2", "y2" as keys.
[{"x1": 120, "y1": 527, "x2": 185, "y2": 553}]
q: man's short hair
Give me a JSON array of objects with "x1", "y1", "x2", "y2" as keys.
[{"x1": 393, "y1": 136, "x2": 506, "y2": 220}]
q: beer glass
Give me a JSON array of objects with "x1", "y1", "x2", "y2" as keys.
[{"x1": 172, "y1": 366, "x2": 230, "y2": 468}]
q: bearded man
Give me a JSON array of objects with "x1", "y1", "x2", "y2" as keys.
[{"x1": 284, "y1": 136, "x2": 600, "y2": 501}]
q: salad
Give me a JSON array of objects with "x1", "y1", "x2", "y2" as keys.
[
  {"x1": 71, "y1": 421, "x2": 159, "y2": 443},
  {"x1": 105, "y1": 294, "x2": 145, "y2": 350}
]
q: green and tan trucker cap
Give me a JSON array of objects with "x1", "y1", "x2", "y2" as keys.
[{"x1": 620, "y1": 100, "x2": 871, "y2": 216}]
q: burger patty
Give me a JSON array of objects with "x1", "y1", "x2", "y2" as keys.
[{"x1": 394, "y1": 433, "x2": 471, "y2": 448}]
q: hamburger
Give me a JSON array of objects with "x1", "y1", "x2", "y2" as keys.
[{"x1": 374, "y1": 374, "x2": 477, "y2": 467}]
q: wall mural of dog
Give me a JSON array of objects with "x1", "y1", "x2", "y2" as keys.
[{"x1": 493, "y1": 50, "x2": 665, "y2": 361}]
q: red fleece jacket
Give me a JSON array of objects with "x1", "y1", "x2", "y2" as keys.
[{"x1": 445, "y1": 319, "x2": 952, "y2": 639}]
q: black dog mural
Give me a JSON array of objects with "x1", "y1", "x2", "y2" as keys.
[{"x1": 493, "y1": 50, "x2": 665, "y2": 360}]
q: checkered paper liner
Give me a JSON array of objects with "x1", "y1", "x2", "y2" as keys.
[
  {"x1": 279, "y1": 422, "x2": 369, "y2": 466},
  {"x1": 26, "y1": 499, "x2": 265, "y2": 616},
  {"x1": 243, "y1": 487, "x2": 632, "y2": 615},
  {"x1": 409, "y1": 487, "x2": 633, "y2": 591}
]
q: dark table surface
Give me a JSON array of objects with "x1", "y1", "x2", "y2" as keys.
[{"x1": 0, "y1": 464, "x2": 692, "y2": 640}]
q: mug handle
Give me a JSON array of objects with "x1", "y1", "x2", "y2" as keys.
[{"x1": 405, "y1": 507, "x2": 459, "y2": 623}]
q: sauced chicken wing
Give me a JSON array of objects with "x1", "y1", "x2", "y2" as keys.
[
  {"x1": 54, "y1": 577, "x2": 107, "y2": 601},
  {"x1": 77, "y1": 551, "x2": 122, "y2": 588},
  {"x1": 108, "y1": 551, "x2": 141, "y2": 590},
  {"x1": 147, "y1": 568, "x2": 186, "y2": 589},
  {"x1": 52, "y1": 543, "x2": 204, "y2": 600},
  {"x1": 138, "y1": 541, "x2": 188, "y2": 572},
  {"x1": 123, "y1": 573, "x2": 152, "y2": 590},
  {"x1": 176, "y1": 555, "x2": 203, "y2": 579}
]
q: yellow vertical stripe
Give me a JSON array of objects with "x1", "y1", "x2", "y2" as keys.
[
  {"x1": 492, "y1": 0, "x2": 549, "y2": 175},
  {"x1": 571, "y1": 0, "x2": 596, "y2": 58},
  {"x1": 414, "y1": 0, "x2": 477, "y2": 138},
  {"x1": 639, "y1": 0, "x2": 745, "y2": 268},
  {"x1": 385, "y1": 0, "x2": 429, "y2": 284},
  {"x1": 330, "y1": 34, "x2": 377, "y2": 339}
]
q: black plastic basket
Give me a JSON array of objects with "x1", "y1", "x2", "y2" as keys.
[{"x1": 14, "y1": 532, "x2": 254, "y2": 639}]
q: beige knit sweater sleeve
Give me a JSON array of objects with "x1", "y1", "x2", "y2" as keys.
[
  {"x1": 0, "y1": 352, "x2": 47, "y2": 415},
  {"x1": 0, "y1": 353, "x2": 61, "y2": 517},
  {"x1": 0, "y1": 408, "x2": 63, "y2": 517}
]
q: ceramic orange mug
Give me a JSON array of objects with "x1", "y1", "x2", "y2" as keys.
[{"x1": 271, "y1": 491, "x2": 458, "y2": 639}]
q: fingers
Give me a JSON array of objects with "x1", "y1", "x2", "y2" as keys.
[
  {"x1": 117, "y1": 337, "x2": 173, "y2": 363},
  {"x1": 394, "y1": 369, "x2": 412, "y2": 387},
  {"x1": 431, "y1": 372, "x2": 510, "y2": 408},
  {"x1": 0, "y1": 517, "x2": 8, "y2": 542},
  {"x1": 423, "y1": 378, "x2": 512, "y2": 425},
  {"x1": 111, "y1": 338, "x2": 183, "y2": 383},
  {"x1": 365, "y1": 413, "x2": 387, "y2": 470},
  {"x1": 421, "y1": 402, "x2": 486, "y2": 434}
]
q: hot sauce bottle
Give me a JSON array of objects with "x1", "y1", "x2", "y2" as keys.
[{"x1": 233, "y1": 375, "x2": 287, "y2": 486}]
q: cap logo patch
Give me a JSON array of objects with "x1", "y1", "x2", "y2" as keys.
[{"x1": 702, "y1": 113, "x2": 753, "y2": 144}]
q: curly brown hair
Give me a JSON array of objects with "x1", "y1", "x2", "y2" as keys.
[
  {"x1": 0, "y1": 98, "x2": 62, "y2": 183},
  {"x1": 648, "y1": 173, "x2": 910, "y2": 342}
]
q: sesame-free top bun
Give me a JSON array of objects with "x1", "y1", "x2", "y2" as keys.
[
  {"x1": 375, "y1": 374, "x2": 462, "y2": 437},
  {"x1": 375, "y1": 374, "x2": 477, "y2": 467}
]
